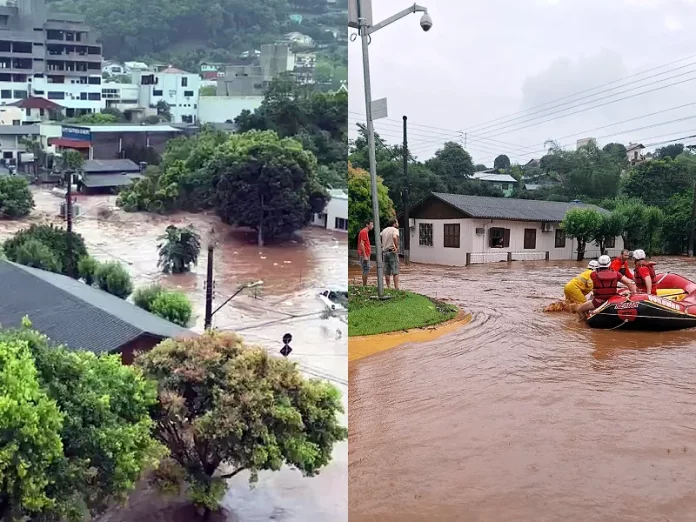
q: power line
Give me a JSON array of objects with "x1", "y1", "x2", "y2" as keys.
[
  {"x1": 463, "y1": 53, "x2": 696, "y2": 131},
  {"x1": 476, "y1": 71, "x2": 696, "y2": 138}
]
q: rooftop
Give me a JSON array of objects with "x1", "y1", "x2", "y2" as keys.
[
  {"x1": 0, "y1": 124, "x2": 39, "y2": 135},
  {"x1": 329, "y1": 189, "x2": 348, "y2": 199},
  {"x1": 0, "y1": 260, "x2": 194, "y2": 354},
  {"x1": 420, "y1": 192, "x2": 608, "y2": 222},
  {"x1": 472, "y1": 172, "x2": 518, "y2": 183},
  {"x1": 80, "y1": 173, "x2": 143, "y2": 188},
  {"x1": 160, "y1": 66, "x2": 188, "y2": 74},
  {"x1": 8, "y1": 97, "x2": 63, "y2": 110},
  {"x1": 62, "y1": 124, "x2": 181, "y2": 133},
  {"x1": 82, "y1": 159, "x2": 141, "y2": 173}
]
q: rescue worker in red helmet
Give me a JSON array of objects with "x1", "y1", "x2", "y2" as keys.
[
  {"x1": 610, "y1": 249, "x2": 634, "y2": 279},
  {"x1": 576, "y1": 255, "x2": 637, "y2": 319},
  {"x1": 632, "y1": 249, "x2": 657, "y2": 294}
]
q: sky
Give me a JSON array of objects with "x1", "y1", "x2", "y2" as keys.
[{"x1": 347, "y1": 0, "x2": 696, "y2": 166}]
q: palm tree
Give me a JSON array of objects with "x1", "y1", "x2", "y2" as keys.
[{"x1": 157, "y1": 225, "x2": 201, "y2": 274}]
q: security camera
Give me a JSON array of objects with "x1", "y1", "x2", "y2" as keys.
[{"x1": 420, "y1": 13, "x2": 433, "y2": 31}]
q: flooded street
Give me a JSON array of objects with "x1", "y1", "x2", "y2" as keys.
[
  {"x1": 349, "y1": 260, "x2": 696, "y2": 522},
  {"x1": 0, "y1": 189, "x2": 347, "y2": 522}
]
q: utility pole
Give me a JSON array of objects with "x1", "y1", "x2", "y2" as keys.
[
  {"x1": 402, "y1": 115, "x2": 410, "y2": 265},
  {"x1": 689, "y1": 177, "x2": 696, "y2": 256},
  {"x1": 464, "y1": 132, "x2": 467, "y2": 149},
  {"x1": 204, "y1": 242, "x2": 215, "y2": 330},
  {"x1": 65, "y1": 170, "x2": 74, "y2": 278}
]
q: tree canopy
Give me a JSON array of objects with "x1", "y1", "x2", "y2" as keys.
[{"x1": 347, "y1": 162, "x2": 394, "y2": 245}]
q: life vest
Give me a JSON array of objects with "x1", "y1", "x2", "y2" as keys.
[
  {"x1": 634, "y1": 263, "x2": 657, "y2": 293},
  {"x1": 611, "y1": 257, "x2": 630, "y2": 277},
  {"x1": 590, "y1": 269, "x2": 620, "y2": 303}
]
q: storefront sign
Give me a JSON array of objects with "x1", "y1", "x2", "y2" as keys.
[{"x1": 61, "y1": 126, "x2": 92, "y2": 142}]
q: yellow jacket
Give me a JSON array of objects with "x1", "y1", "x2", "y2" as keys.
[{"x1": 566, "y1": 269, "x2": 594, "y2": 295}]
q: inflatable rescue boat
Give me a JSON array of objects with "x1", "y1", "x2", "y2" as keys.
[{"x1": 586, "y1": 273, "x2": 696, "y2": 331}]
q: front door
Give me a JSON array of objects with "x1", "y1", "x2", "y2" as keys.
[{"x1": 524, "y1": 228, "x2": 537, "y2": 250}]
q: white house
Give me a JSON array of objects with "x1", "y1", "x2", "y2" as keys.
[
  {"x1": 132, "y1": 67, "x2": 201, "y2": 124},
  {"x1": 471, "y1": 170, "x2": 517, "y2": 197},
  {"x1": 405, "y1": 192, "x2": 624, "y2": 266},
  {"x1": 312, "y1": 189, "x2": 347, "y2": 232},
  {"x1": 626, "y1": 142, "x2": 645, "y2": 164},
  {"x1": 102, "y1": 61, "x2": 125, "y2": 76}
]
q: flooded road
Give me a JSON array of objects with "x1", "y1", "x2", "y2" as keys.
[
  {"x1": 349, "y1": 259, "x2": 696, "y2": 522},
  {"x1": 0, "y1": 189, "x2": 347, "y2": 522}
]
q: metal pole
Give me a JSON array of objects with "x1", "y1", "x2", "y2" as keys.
[
  {"x1": 402, "y1": 115, "x2": 410, "y2": 265},
  {"x1": 359, "y1": 1, "x2": 384, "y2": 297},
  {"x1": 689, "y1": 178, "x2": 696, "y2": 256},
  {"x1": 204, "y1": 244, "x2": 214, "y2": 330},
  {"x1": 65, "y1": 170, "x2": 74, "y2": 278}
]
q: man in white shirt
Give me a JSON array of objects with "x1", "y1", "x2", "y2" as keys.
[{"x1": 380, "y1": 218, "x2": 400, "y2": 290}]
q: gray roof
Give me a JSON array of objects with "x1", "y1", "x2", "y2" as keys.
[
  {"x1": 83, "y1": 159, "x2": 141, "y2": 173},
  {"x1": 66, "y1": 124, "x2": 181, "y2": 133},
  {"x1": 80, "y1": 174, "x2": 141, "y2": 188},
  {"x1": 471, "y1": 172, "x2": 518, "y2": 183},
  {"x1": 0, "y1": 260, "x2": 194, "y2": 354},
  {"x1": 429, "y1": 192, "x2": 608, "y2": 222}
]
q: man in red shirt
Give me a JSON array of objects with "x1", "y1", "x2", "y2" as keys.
[
  {"x1": 610, "y1": 249, "x2": 634, "y2": 279},
  {"x1": 357, "y1": 220, "x2": 373, "y2": 286}
]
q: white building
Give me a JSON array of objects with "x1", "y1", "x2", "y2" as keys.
[
  {"x1": 626, "y1": 142, "x2": 645, "y2": 164},
  {"x1": 132, "y1": 67, "x2": 200, "y2": 124},
  {"x1": 101, "y1": 82, "x2": 142, "y2": 115},
  {"x1": 197, "y1": 95, "x2": 263, "y2": 124},
  {"x1": 405, "y1": 193, "x2": 624, "y2": 266},
  {"x1": 123, "y1": 62, "x2": 149, "y2": 74},
  {"x1": 102, "y1": 61, "x2": 125, "y2": 76},
  {"x1": 312, "y1": 189, "x2": 348, "y2": 232}
]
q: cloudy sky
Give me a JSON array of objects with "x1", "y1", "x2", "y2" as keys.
[{"x1": 347, "y1": 0, "x2": 696, "y2": 166}]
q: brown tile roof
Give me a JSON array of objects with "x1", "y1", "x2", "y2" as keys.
[{"x1": 8, "y1": 96, "x2": 63, "y2": 110}]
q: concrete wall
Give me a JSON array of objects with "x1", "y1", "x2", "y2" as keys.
[
  {"x1": 197, "y1": 95, "x2": 263, "y2": 123},
  {"x1": 325, "y1": 194, "x2": 348, "y2": 232},
  {"x1": 409, "y1": 218, "x2": 624, "y2": 266}
]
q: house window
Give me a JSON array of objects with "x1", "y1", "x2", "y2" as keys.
[
  {"x1": 524, "y1": 228, "x2": 537, "y2": 250},
  {"x1": 489, "y1": 227, "x2": 510, "y2": 248},
  {"x1": 501, "y1": 183, "x2": 509, "y2": 190},
  {"x1": 88, "y1": 76, "x2": 101, "y2": 85},
  {"x1": 47, "y1": 91, "x2": 64, "y2": 99},
  {"x1": 0, "y1": 90, "x2": 10, "y2": 99},
  {"x1": 334, "y1": 217, "x2": 348, "y2": 231},
  {"x1": 80, "y1": 92, "x2": 87, "y2": 100},
  {"x1": 419, "y1": 223, "x2": 433, "y2": 246},
  {"x1": 555, "y1": 229, "x2": 566, "y2": 248},
  {"x1": 181, "y1": 77, "x2": 188, "y2": 87},
  {"x1": 88, "y1": 92, "x2": 101, "y2": 100},
  {"x1": 443, "y1": 223, "x2": 460, "y2": 248},
  {"x1": 184, "y1": 90, "x2": 194, "y2": 97},
  {"x1": 153, "y1": 89, "x2": 163, "y2": 96},
  {"x1": 13, "y1": 90, "x2": 27, "y2": 99},
  {"x1": 605, "y1": 236, "x2": 616, "y2": 249}
]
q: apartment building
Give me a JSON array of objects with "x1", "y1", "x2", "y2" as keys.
[{"x1": 0, "y1": 0, "x2": 103, "y2": 117}]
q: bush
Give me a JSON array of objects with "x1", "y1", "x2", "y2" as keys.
[
  {"x1": 3, "y1": 224, "x2": 87, "y2": 278},
  {"x1": 0, "y1": 176, "x2": 34, "y2": 218},
  {"x1": 95, "y1": 261, "x2": 133, "y2": 299},
  {"x1": 14, "y1": 239, "x2": 62, "y2": 273},
  {"x1": 132, "y1": 284, "x2": 164, "y2": 312},
  {"x1": 77, "y1": 256, "x2": 99, "y2": 285},
  {"x1": 149, "y1": 291, "x2": 193, "y2": 326}
]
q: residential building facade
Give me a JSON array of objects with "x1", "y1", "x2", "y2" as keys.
[
  {"x1": 405, "y1": 193, "x2": 624, "y2": 266},
  {"x1": 0, "y1": 0, "x2": 103, "y2": 117},
  {"x1": 132, "y1": 66, "x2": 200, "y2": 123},
  {"x1": 218, "y1": 44, "x2": 295, "y2": 96},
  {"x1": 312, "y1": 189, "x2": 348, "y2": 232},
  {"x1": 471, "y1": 170, "x2": 517, "y2": 197}
]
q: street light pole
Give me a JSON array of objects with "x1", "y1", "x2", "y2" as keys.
[{"x1": 355, "y1": 0, "x2": 431, "y2": 297}]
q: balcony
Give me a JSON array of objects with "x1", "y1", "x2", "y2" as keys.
[{"x1": 46, "y1": 51, "x2": 102, "y2": 63}]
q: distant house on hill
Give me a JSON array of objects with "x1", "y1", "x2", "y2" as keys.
[
  {"x1": 402, "y1": 192, "x2": 623, "y2": 266},
  {"x1": 471, "y1": 170, "x2": 517, "y2": 197},
  {"x1": 0, "y1": 260, "x2": 196, "y2": 364}
]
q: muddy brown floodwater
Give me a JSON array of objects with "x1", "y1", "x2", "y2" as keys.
[
  {"x1": 349, "y1": 259, "x2": 696, "y2": 522},
  {"x1": 0, "y1": 189, "x2": 347, "y2": 522}
]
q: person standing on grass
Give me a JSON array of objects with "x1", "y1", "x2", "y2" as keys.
[
  {"x1": 380, "y1": 218, "x2": 400, "y2": 290},
  {"x1": 357, "y1": 220, "x2": 373, "y2": 286}
]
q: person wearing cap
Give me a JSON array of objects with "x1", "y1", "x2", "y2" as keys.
[
  {"x1": 564, "y1": 260, "x2": 599, "y2": 304},
  {"x1": 576, "y1": 254, "x2": 637, "y2": 318},
  {"x1": 632, "y1": 249, "x2": 656, "y2": 294},
  {"x1": 610, "y1": 249, "x2": 634, "y2": 279}
]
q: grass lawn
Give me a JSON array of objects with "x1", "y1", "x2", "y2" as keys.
[{"x1": 348, "y1": 285, "x2": 458, "y2": 337}]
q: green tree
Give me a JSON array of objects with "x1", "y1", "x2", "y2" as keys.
[
  {"x1": 95, "y1": 261, "x2": 134, "y2": 299},
  {"x1": 214, "y1": 130, "x2": 326, "y2": 245},
  {"x1": 3, "y1": 224, "x2": 88, "y2": 278},
  {"x1": 200, "y1": 85, "x2": 217, "y2": 96},
  {"x1": 150, "y1": 291, "x2": 193, "y2": 326},
  {"x1": 621, "y1": 158, "x2": 691, "y2": 208},
  {"x1": 655, "y1": 143, "x2": 684, "y2": 160},
  {"x1": 77, "y1": 255, "x2": 99, "y2": 285},
  {"x1": 612, "y1": 198, "x2": 664, "y2": 252},
  {"x1": 602, "y1": 142, "x2": 628, "y2": 166},
  {"x1": 661, "y1": 190, "x2": 693, "y2": 254},
  {"x1": 595, "y1": 212, "x2": 625, "y2": 255},
  {"x1": 474, "y1": 163, "x2": 488, "y2": 171},
  {"x1": 136, "y1": 332, "x2": 347, "y2": 514},
  {"x1": 425, "y1": 141, "x2": 475, "y2": 192},
  {"x1": 0, "y1": 175, "x2": 34, "y2": 218},
  {"x1": 20, "y1": 136, "x2": 45, "y2": 178},
  {"x1": 0, "y1": 336, "x2": 64, "y2": 521},
  {"x1": 67, "y1": 112, "x2": 119, "y2": 125},
  {"x1": 61, "y1": 149, "x2": 84, "y2": 171},
  {"x1": 133, "y1": 284, "x2": 165, "y2": 312},
  {"x1": 561, "y1": 207, "x2": 604, "y2": 261},
  {"x1": 0, "y1": 326, "x2": 165, "y2": 520},
  {"x1": 493, "y1": 154, "x2": 511, "y2": 171},
  {"x1": 157, "y1": 224, "x2": 201, "y2": 274},
  {"x1": 156, "y1": 100, "x2": 172, "y2": 122},
  {"x1": 348, "y1": 162, "x2": 394, "y2": 245}
]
